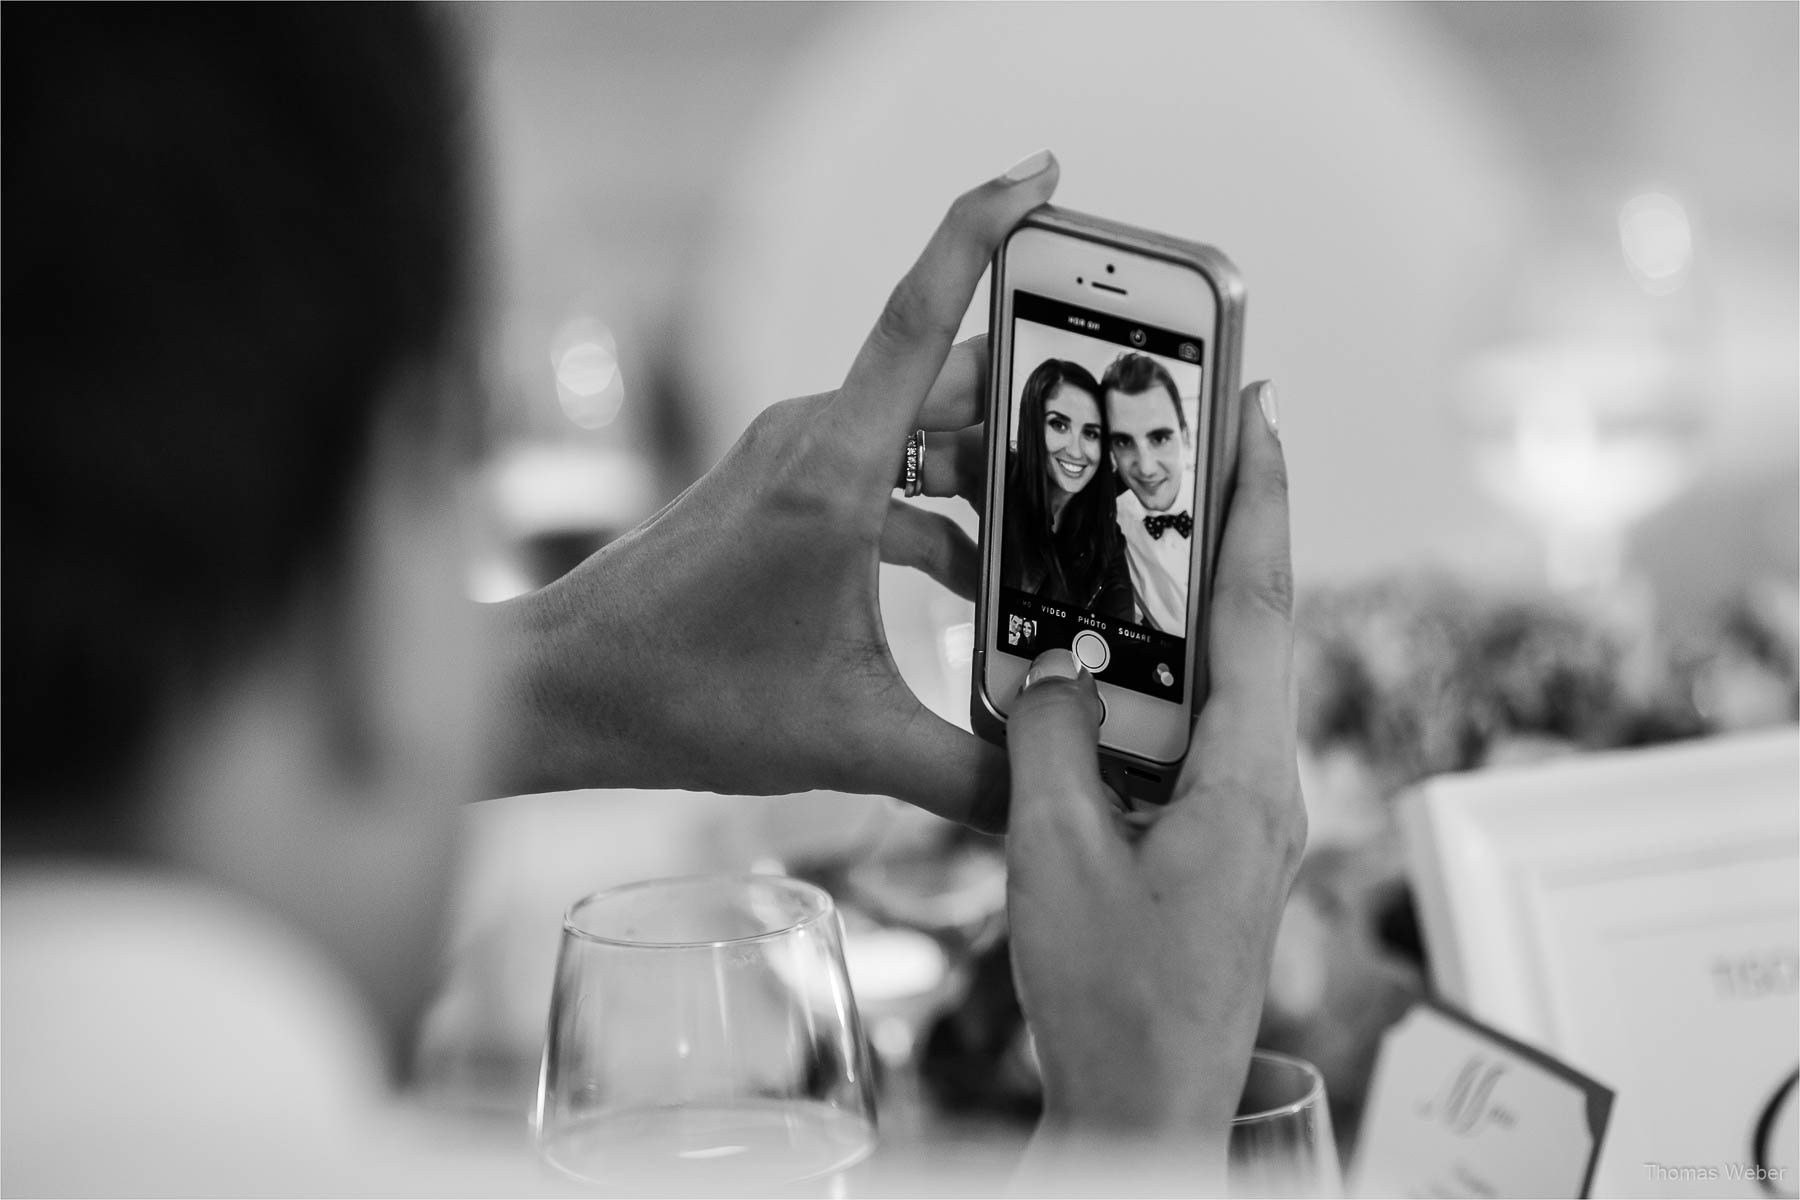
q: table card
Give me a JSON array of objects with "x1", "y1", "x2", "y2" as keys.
[
  {"x1": 1354, "y1": 999, "x2": 1613, "y2": 1198},
  {"x1": 1401, "y1": 729, "x2": 1800, "y2": 1198}
]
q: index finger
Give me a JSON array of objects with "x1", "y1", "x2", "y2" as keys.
[
  {"x1": 1006, "y1": 650, "x2": 1117, "y2": 863},
  {"x1": 829, "y1": 152, "x2": 1060, "y2": 463}
]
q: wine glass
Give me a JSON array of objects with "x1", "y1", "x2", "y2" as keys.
[
  {"x1": 1229, "y1": 1050, "x2": 1343, "y2": 1199},
  {"x1": 844, "y1": 817, "x2": 1008, "y2": 959},
  {"x1": 838, "y1": 811, "x2": 1008, "y2": 1125},
  {"x1": 535, "y1": 874, "x2": 877, "y2": 1192}
]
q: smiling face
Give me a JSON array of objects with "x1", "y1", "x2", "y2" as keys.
[
  {"x1": 1107, "y1": 385, "x2": 1188, "y2": 512},
  {"x1": 1042, "y1": 383, "x2": 1104, "y2": 496}
]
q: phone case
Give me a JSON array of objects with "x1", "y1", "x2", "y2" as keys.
[{"x1": 970, "y1": 204, "x2": 1246, "y2": 807}]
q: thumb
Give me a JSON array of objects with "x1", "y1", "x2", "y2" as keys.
[{"x1": 1006, "y1": 649, "x2": 1116, "y2": 856}]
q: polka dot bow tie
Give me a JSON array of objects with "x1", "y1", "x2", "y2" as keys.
[{"x1": 1143, "y1": 512, "x2": 1193, "y2": 540}]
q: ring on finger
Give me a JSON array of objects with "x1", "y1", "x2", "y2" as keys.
[{"x1": 896, "y1": 428, "x2": 926, "y2": 497}]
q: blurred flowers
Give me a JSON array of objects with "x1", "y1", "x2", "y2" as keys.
[{"x1": 1292, "y1": 573, "x2": 1797, "y2": 800}]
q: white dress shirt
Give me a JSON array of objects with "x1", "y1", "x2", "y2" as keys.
[
  {"x1": 1, "y1": 866, "x2": 570, "y2": 1197},
  {"x1": 1115, "y1": 468, "x2": 1195, "y2": 634}
]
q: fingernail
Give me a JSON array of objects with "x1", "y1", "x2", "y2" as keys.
[
  {"x1": 1000, "y1": 149, "x2": 1055, "y2": 184},
  {"x1": 1021, "y1": 648, "x2": 1083, "y2": 691},
  {"x1": 1256, "y1": 380, "x2": 1280, "y2": 438}
]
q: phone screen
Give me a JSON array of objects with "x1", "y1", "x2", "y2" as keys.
[{"x1": 997, "y1": 290, "x2": 1206, "y2": 700}]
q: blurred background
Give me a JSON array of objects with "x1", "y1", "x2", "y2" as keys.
[{"x1": 426, "y1": 0, "x2": 1798, "y2": 1172}]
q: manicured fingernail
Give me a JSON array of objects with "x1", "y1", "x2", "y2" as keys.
[
  {"x1": 1257, "y1": 380, "x2": 1280, "y2": 437},
  {"x1": 1021, "y1": 648, "x2": 1083, "y2": 691},
  {"x1": 1000, "y1": 149, "x2": 1055, "y2": 184}
]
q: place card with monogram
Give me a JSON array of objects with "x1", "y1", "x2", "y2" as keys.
[
  {"x1": 1400, "y1": 730, "x2": 1799, "y2": 1197},
  {"x1": 1354, "y1": 999, "x2": 1613, "y2": 1199}
]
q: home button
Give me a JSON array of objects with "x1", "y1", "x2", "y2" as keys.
[{"x1": 1071, "y1": 629, "x2": 1111, "y2": 673}]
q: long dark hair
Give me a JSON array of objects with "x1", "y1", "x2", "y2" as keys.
[
  {"x1": 1004, "y1": 359, "x2": 1122, "y2": 604},
  {"x1": 3, "y1": 6, "x2": 471, "y2": 847}
]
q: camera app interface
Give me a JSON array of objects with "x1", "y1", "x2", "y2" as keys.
[{"x1": 998, "y1": 290, "x2": 1205, "y2": 699}]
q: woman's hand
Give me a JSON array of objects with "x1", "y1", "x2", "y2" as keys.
[
  {"x1": 1005, "y1": 382, "x2": 1306, "y2": 1183},
  {"x1": 479, "y1": 153, "x2": 1061, "y2": 831}
]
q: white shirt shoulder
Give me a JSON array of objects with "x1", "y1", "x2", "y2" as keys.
[{"x1": 1, "y1": 867, "x2": 571, "y2": 1197}]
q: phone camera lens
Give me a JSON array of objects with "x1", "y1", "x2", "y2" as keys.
[{"x1": 1129, "y1": 328, "x2": 1147, "y2": 347}]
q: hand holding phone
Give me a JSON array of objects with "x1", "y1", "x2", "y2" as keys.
[
  {"x1": 1006, "y1": 381, "x2": 1305, "y2": 1174},
  {"x1": 483, "y1": 156, "x2": 1065, "y2": 831}
]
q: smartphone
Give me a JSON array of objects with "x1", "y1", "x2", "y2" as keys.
[{"x1": 971, "y1": 205, "x2": 1245, "y2": 804}]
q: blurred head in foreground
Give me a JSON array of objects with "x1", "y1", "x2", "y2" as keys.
[{"x1": 3, "y1": 5, "x2": 483, "y2": 1051}]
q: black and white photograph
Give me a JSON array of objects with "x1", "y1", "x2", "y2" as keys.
[
  {"x1": 995, "y1": 295, "x2": 1208, "y2": 700},
  {"x1": 1001, "y1": 322, "x2": 1204, "y2": 635},
  {"x1": 4, "y1": 4, "x2": 1796, "y2": 1197}
]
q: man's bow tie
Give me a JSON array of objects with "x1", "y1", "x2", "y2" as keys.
[{"x1": 1144, "y1": 512, "x2": 1192, "y2": 540}]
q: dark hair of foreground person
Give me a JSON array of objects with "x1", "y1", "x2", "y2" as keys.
[{"x1": 3, "y1": 6, "x2": 474, "y2": 852}]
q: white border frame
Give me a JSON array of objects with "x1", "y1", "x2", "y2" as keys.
[{"x1": 1403, "y1": 728, "x2": 1799, "y2": 1037}]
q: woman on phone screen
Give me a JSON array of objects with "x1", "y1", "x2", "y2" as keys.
[{"x1": 1001, "y1": 359, "x2": 1134, "y2": 621}]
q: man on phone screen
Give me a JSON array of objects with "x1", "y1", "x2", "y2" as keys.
[{"x1": 1104, "y1": 353, "x2": 1194, "y2": 634}]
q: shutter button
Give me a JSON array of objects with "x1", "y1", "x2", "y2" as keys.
[{"x1": 1071, "y1": 630, "x2": 1111, "y2": 673}]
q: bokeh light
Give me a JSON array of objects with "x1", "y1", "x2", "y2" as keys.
[
  {"x1": 550, "y1": 314, "x2": 625, "y2": 429},
  {"x1": 1618, "y1": 192, "x2": 1694, "y2": 296}
]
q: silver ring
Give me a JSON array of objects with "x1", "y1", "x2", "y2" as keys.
[{"x1": 899, "y1": 429, "x2": 925, "y2": 498}]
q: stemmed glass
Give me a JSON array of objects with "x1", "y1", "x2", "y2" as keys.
[
  {"x1": 844, "y1": 818, "x2": 1009, "y2": 960},
  {"x1": 706, "y1": 794, "x2": 1008, "y2": 1136},
  {"x1": 837, "y1": 812, "x2": 1008, "y2": 1127},
  {"x1": 1229, "y1": 1050, "x2": 1344, "y2": 1199},
  {"x1": 535, "y1": 874, "x2": 878, "y2": 1192}
]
